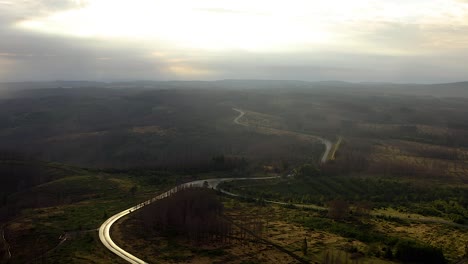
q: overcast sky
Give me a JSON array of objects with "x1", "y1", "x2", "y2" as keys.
[{"x1": 1, "y1": 0, "x2": 468, "y2": 83}]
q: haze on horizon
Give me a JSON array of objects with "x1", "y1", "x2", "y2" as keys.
[{"x1": 1, "y1": 0, "x2": 468, "y2": 83}]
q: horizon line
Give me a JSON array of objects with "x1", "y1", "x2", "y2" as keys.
[{"x1": 1, "y1": 79, "x2": 468, "y2": 86}]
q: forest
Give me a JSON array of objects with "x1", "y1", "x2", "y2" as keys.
[{"x1": 0, "y1": 81, "x2": 467, "y2": 263}]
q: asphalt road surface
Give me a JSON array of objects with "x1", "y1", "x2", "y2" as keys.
[
  {"x1": 99, "y1": 108, "x2": 332, "y2": 263},
  {"x1": 232, "y1": 108, "x2": 332, "y2": 163},
  {"x1": 98, "y1": 176, "x2": 279, "y2": 263}
]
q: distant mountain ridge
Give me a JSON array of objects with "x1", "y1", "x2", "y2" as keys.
[{"x1": 1, "y1": 80, "x2": 468, "y2": 98}]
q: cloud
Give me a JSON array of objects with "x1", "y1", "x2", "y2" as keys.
[
  {"x1": 0, "y1": 26, "x2": 171, "y2": 81},
  {"x1": 339, "y1": 21, "x2": 468, "y2": 55},
  {"x1": 5, "y1": 0, "x2": 87, "y2": 15},
  {"x1": 1, "y1": 0, "x2": 468, "y2": 82}
]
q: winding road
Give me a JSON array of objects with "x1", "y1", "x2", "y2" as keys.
[
  {"x1": 99, "y1": 108, "x2": 332, "y2": 263},
  {"x1": 232, "y1": 108, "x2": 332, "y2": 163},
  {"x1": 232, "y1": 108, "x2": 246, "y2": 126},
  {"x1": 1, "y1": 227, "x2": 11, "y2": 260},
  {"x1": 98, "y1": 177, "x2": 280, "y2": 264}
]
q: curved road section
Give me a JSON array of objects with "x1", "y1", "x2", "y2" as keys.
[
  {"x1": 99, "y1": 108, "x2": 331, "y2": 263},
  {"x1": 99, "y1": 177, "x2": 279, "y2": 263},
  {"x1": 232, "y1": 108, "x2": 332, "y2": 163},
  {"x1": 318, "y1": 137, "x2": 332, "y2": 163}
]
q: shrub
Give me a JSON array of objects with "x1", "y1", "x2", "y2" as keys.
[{"x1": 394, "y1": 240, "x2": 446, "y2": 264}]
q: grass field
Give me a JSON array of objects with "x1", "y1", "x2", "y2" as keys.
[
  {"x1": 0, "y1": 162, "x2": 186, "y2": 263},
  {"x1": 115, "y1": 193, "x2": 468, "y2": 263}
]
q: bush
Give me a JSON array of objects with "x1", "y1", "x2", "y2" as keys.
[
  {"x1": 296, "y1": 164, "x2": 320, "y2": 179},
  {"x1": 394, "y1": 240, "x2": 446, "y2": 264}
]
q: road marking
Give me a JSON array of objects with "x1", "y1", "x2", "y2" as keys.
[{"x1": 99, "y1": 109, "x2": 333, "y2": 263}]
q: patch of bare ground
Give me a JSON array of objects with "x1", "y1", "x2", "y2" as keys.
[
  {"x1": 45, "y1": 131, "x2": 108, "y2": 142},
  {"x1": 112, "y1": 212, "x2": 301, "y2": 264},
  {"x1": 228, "y1": 202, "x2": 401, "y2": 264},
  {"x1": 371, "y1": 140, "x2": 468, "y2": 183},
  {"x1": 130, "y1": 125, "x2": 175, "y2": 135},
  {"x1": 114, "y1": 196, "x2": 405, "y2": 264}
]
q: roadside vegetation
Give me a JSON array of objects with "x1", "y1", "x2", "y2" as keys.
[{"x1": 1, "y1": 85, "x2": 468, "y2": 263}]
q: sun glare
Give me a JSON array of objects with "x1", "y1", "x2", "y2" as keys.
[
  {"x1": 15, "y1": 0, "x2": 335, "y2": 51},
  {"x1": 13, "y1": 0, "x2": 468, "y2": 53}
]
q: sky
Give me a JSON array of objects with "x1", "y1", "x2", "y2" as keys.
[{"x1": 1, "y1": 0, "x2": 468, "y2": 83}]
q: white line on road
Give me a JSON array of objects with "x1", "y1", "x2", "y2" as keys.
[
  {"x1": 98, "y1": 177, "x2": 279, "y2": 263},
  {"x1": 99, "y1": 108, "x2": 332, "y2": 263}
]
